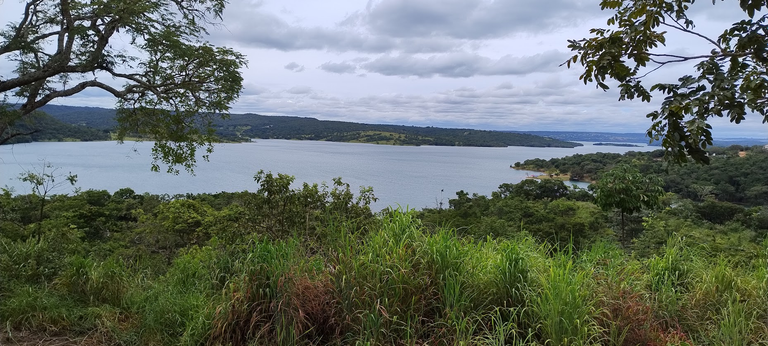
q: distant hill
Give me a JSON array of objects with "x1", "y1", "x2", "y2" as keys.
[
  {"x1": 1, "y1": 111, "x2": 110, "y2": 144},
  {"x1": 19, "y1": 106, "x2": 767, "y2": 148},
  {"x1": 215, "y1": 113, "x2": 582, "y2": 147},
  {"x1": 593, "y1": 142, "x2": 644, "y2": 147},
  {"x1": 36, "y1": 105, "x2": 583, "y2": 148},
  {"x1": 712, "y1": 138, "x2": 768, "y2": 147},
  {"x1": 509, "y1": 130, "x2": 767, "y2": 147},
  {"x1": 507, "y1": 131, "x2": 659, "y2": 144},
  {"x1": 39, "y1": 105, "x2": 118, "y2": 130}
]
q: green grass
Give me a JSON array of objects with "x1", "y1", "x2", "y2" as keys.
[
  {"x1": 2, "y1": 210, "x2": 768, "y2": 345},
  {"x1": 532, "y1": 251, "x2": 600, "y2": 345}
]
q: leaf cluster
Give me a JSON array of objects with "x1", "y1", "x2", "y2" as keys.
[
  {"x1": 593, "y1": 163, "x2": 664, "y2": 216},
  {"x1": 0, "y1": 0, "x2": 247, "y2": 173},
  {"x1": 568, "y1": 0, "x2": 768, "y2": 164}
]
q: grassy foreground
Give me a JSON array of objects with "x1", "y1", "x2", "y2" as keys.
[{"x1": 1, "y1": 208, "x2": 767, "y2": 345}]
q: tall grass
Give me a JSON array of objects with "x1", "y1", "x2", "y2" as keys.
[
  {"x1": 424, "y1": 227, "x2": 493, "y2": 344},
  {"x1": 208, "y1": 237, "x2": 308, "y2": 346},
  {"x1": 56, "y1": 256, "x2": 131, "y2": 307},
  {"x1": 331, "y1": 210, "x2": 431, "y2": 344},
  {"x1": 647, "y1": 237, "x2": 694, "y2": 327},
  {"x1": 686, "y1": 256, "x2": 745, "y2": 340},
  {"x1": 492, "y1": 241, "x2": 534, "y2": 309},
  {"x1": 580, "y1": 242, "x2": 659, "y2": 345},
  {"x1": 474, "y1": 307, "x2": 533, "y2": 346},
  {"x1": 128, "y1": 245, "x2": 229, "y2": 345},
  {"x1": 3, "y1": 209, "x2": 768, "y2": 345},
  {"x1": 710, "y1": 296, "x2": 757, "y2": 345},
  {"x1": 0, "y1": 226, "x2": 83, "y2": 287},
  {"x1": 531, "y1": 251, "x2": 600, "y2": 346},
  {"x1": 0, "y1": 285, "x2": 85, "y2": 331}
]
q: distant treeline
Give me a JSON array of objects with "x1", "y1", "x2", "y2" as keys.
[
  {"x1": 507, "y1": 130, "x2": 660, "y2": 144},
  {"x1": 508, "y1": 131, "x2": 766, "y2": 147},
  {"x1": 216, "y1": 113, "x2": 581, "y2": 147},
  {"x1": 30, "y1": 105, "x2": 581, "y2": 148},
  {"x1": 593, "y1": 142, "x2": 643, "y2": 147},
  {"x1": 8, "y1": 105, "x2": 762, "y2": 148}
]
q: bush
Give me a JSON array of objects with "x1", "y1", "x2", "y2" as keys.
[{"x1": 0, "y1": 225, "x2": 83, "y2": 287}]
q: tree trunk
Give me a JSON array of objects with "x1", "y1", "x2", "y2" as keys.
[{"x1": 620, "y1": 211, "x2": 625, "y2": 242}]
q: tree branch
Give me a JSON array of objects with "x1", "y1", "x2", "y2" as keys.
[
  {"x1": 0, "y1": 129, "x2": 40, "y2": 146},
  {"x1": 661, "y1": 13, "x2": 723, "y2": 50},
  {"x1": 0, "y1": 0, "x2": 40, "y2": 55},
  {"x1": 636, "y1": 64, "x2": 666, "y2": 79},
  {"x1": 645, "y1": 52, "x2": 752, "y2": 66},
  {"x1": 100, "y1": 66, "x2": 163, "y2": 96},
  {"x1": 19, "y1": 80, "x2": 127, "y2": 115}
]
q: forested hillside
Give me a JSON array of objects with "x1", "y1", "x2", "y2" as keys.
[
  {"x1": 36, "y1": 106, "x2": 765, "y2": 147},
  {"x1": 514, "y1": 146, "x2": 768, "y2": 206},
  {"x1": 1, "y1": 111, "x2": 110, "y2": 144},
  {"x1": 216, "y1": 113, "x2": 580, "y2": 147},
  {"x1": 35, "y1": 105, "x2": 581, "y2": 148},
  {"x1": 38, "y1": 105, "x2": 118, "y2": 130}
]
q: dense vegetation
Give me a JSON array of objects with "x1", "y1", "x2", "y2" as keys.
[
  {"x1": 2, "y1": 151, "x2": 767, "y2": 344},
  {"x1": 0, "y1": 112, "x2": 109, "y2": 144},
  {"x1": 35, "y1": 105, "x2": 581, "y2": 148},
  {"x1": 515, "y1": 146, "x2": 768, "y2": 206}
]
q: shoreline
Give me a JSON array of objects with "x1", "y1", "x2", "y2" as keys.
[
  {"x1": 512, "y1": 166, "x2": 595, "y2": 184},
  {"x1": 4, "y1": 137, "x2": 584, "y2": 149}
]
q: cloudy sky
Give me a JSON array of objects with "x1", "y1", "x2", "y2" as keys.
[{"x1": 1, "y1": 0, "x2": 766, "y2": 138}]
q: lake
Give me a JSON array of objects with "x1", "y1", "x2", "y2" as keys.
[{"x1": 1, "y1": 140, "x2": 655, "y2": 210}]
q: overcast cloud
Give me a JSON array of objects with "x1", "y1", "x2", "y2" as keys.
[
  {"x1": 319, "y1": 61, "x2": 359, "y2": 74},
  {"x1": 1, "y1": 0, "x2": 765, "y2": 138},
  {"x1": 284, "y1": 62, "x2": 305, "y2": 72},
  {"x1": 364, "y1": 0, "x2": 595, "y2": 39},
  {"x1": 360, "y1": 51, "x2": 568, "y2": 78}
]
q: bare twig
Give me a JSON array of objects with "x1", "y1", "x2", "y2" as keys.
[{"x1": 661, "y1": 13, "x2": 723, "y2": 50}]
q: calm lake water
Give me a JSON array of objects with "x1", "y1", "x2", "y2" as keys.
[{"x1": 1, "y1": 140, "x2": 655, "y2": 210}]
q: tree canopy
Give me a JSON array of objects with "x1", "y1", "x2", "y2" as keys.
[
  {"x1": 0, "y1": 0, "x2": 246, "y2": 173},
  {"x1": 593, "y1": 163, "x2": 664, "y2": 238},
  {"x1": 567, "y1": 0, "x2": 768, "y2": 164}
]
